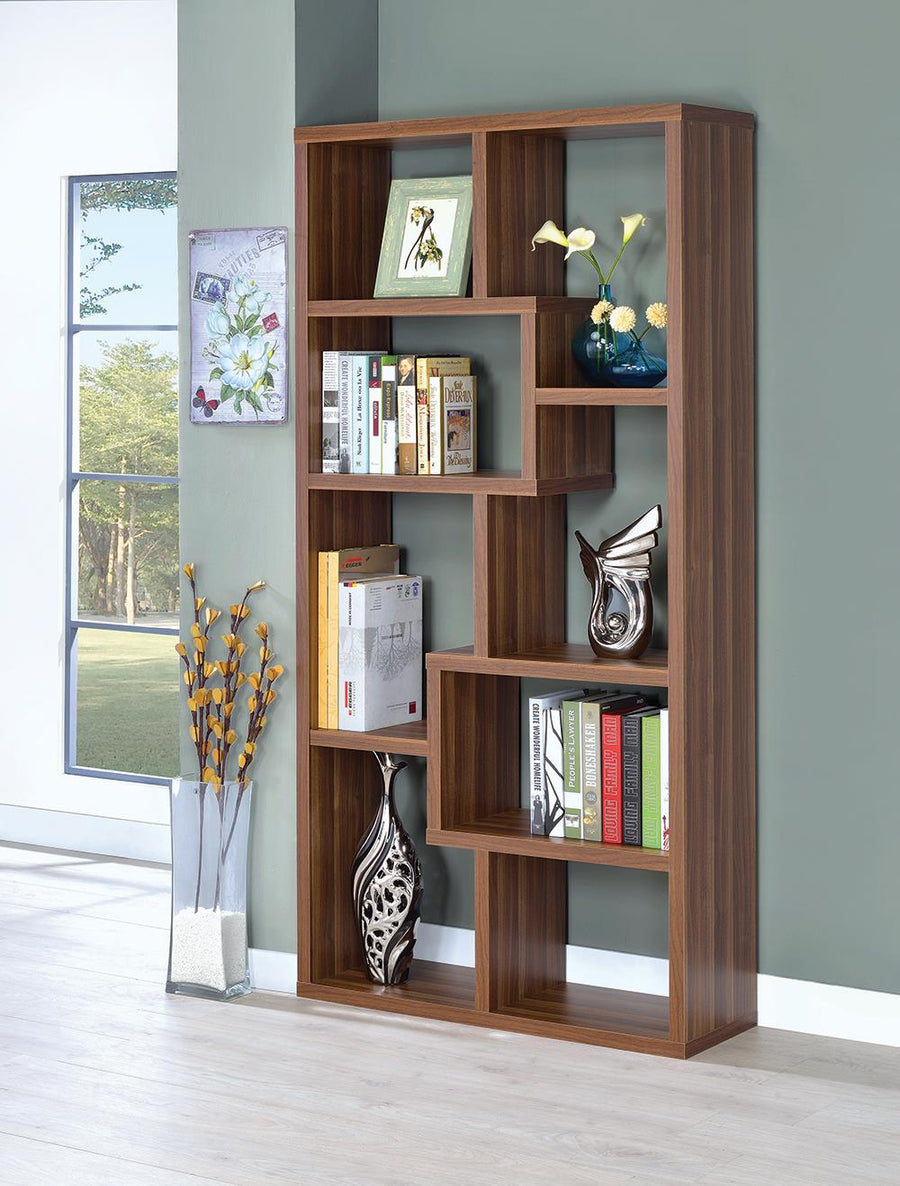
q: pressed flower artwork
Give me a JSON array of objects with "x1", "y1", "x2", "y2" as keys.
[
  {"x1": 374, "y1": 177, "x2": 473, "y2": 298},
  {"x1": 189, "y1": 227, "x2": 288, "y2": 424}
]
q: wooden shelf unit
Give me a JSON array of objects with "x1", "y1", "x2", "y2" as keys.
[{"x1": 295, "y1": 102, "x2": 756, "y2": 1058}]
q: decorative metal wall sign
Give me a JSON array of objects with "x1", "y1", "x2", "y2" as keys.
[
  {"x1": 575, "y1": 505, "x2": 662, "y2": 660},
  {"x1": 352, "y1": 752, "x2": 423, "y2": 985}
]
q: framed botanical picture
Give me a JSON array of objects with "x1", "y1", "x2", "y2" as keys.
[
  {"x1": 188, "y1": 226, "x2": 289, "y2": 424},
  {"x1": 374, "y1": 176, "x2": 473, "y2": 298}
]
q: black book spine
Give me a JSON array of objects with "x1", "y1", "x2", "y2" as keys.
[{"x1": 622, "y1": 712, "x2": 643, "y2": 846}]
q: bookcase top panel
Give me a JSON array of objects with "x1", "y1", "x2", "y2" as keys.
[{"x1": 294, "y1": 103, "x2": 755, "y2": 146}]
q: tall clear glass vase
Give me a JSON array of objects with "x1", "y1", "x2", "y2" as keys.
[{"x1": 166, "y1": 779, "x2": 253, "y2": 1000}]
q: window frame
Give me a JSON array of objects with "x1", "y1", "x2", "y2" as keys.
[{"x1": 64, "y1": 170, "x2": 179, "y2": 785}]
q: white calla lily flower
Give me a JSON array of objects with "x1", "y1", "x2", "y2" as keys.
[
  {"x1": 563, "y1": 227, "x2": 596, "y2": 260},
  {"x1": 531, "y1": 219, "x2": 569, "y2": 251},
  {"x1": 621, "y1": 213, "x2": 647, "y2": 245}
]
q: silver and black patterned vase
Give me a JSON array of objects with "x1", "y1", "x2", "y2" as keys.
[{"x1": 352, "y1": 752, "x2": 423, "y2": 985}]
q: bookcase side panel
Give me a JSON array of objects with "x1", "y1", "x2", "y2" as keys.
[
  {"x1": 473, "y1": 493, "x2": 566, "y2": 657},
  {"x1": 666, "y1": 118, "x2": 756, "y2": 1046},
  {"x1": 306, "y1": 143, "x2": 391, "y2": 301},
  {"x1": 474, "y1": 132, "x2": 565, "y2": 299}
]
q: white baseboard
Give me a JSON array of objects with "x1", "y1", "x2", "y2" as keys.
[
  {"x1": 0, "y1": 805, "x2": 170, "y2": 863},
  {"x1": 757, "y1": 973, "x2": 900, "y2": 1048},
  {"x1": 250, "y1": 923, "x2": 900, "y2": 1049}
]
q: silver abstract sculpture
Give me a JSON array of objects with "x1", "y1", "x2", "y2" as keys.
[
  {"x1": 352, "y1": 752, "x2": 423, "y2": 985},
  {"x1": 575, "y1": 505, "x2": 662, "y2": 660}
]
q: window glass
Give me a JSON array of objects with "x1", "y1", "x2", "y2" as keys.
[
  {"x1": 74, "y1": 628, "x2": 180, "y2": 777},
  {"x1": 75, "y1": 178, "x2": 178, "y2": 325}
]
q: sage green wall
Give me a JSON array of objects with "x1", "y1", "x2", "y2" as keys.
[
  {"x1": 379, "y1": 0, "x2": 900, "y2": 994},
  {"x1": 178, "y1": 0, "x2": 297, "y2": 953}
]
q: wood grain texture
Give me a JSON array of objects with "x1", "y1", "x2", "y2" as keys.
[
  {"x1": 306, "y1": 470, "x2": 615, "y2": 495},
  {"x1": 294, "y1": 103, "x2": 755, "y2": 144},
  {"x1": 426, "y1": 643, "x2": 669, "y2": 687},
  {"x1": 427, "y1": 670, "x2": 519, "y2": 831},
  {"x1": 473, "y1": 494, "x2": 566, "y2": 656},
  {"x1": 310, "y1": 720, "x2": 428, "y2": 756},
  {"x1": 307, "y1": 296, "x2": 588, "y2": 317},
  {"x1": 296, "y1": 106, "x2": 755, "y2": 1058},
  {"x1": 535, "y1": 387, "x2": 669, "y2": 406},
  {"x1": 10, "y1": 844, "x2": 900, "y2": 1179},
  {"x1": 429, "y1": 810, "x2": 670, "y2": 870},
  {"x1": 665, "y1": 118, "x2": 756, "y2": 1045},
  {"x1": 476, "y1": 851, "x2": 567, "y2": 1011},
  {"x1": 306, "y1": 142, "x2": 391, "y2": 300},
  {"x1": 473, "y1": 132, "x2": 564, "y2": 298}
]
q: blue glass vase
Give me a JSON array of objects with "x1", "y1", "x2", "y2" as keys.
[
  {"x1": 602, "y1": 337, "x2": 667, "y2": 388},
  {"x1": 571, "y1": 284, "x2": 628, "y2": 387}
]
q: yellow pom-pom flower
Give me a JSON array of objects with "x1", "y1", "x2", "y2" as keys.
[
  {"x1": 646, "y1": 302, "x2": 668, "y2": 329},
  {"x1": 175, "y1": 642, "x2": 187, "y2": 657},
  {"x1": 590, "y1": 299, "x2": 613, "y2": 325},
  {"x1": 267, "y1": 665, "x2": 284, "y2": 682},
  {"x1": 182, "y1": 563, "x2": 195, "y2": 581},
  {"x1": 256, "y1": 622, "x2": 268, "y2": 640},
  {"x1": 247, "y1": 580, "x2": 266, "y2": 593},
  {"x1": 609, "y1": 306, "x2": 637, "y2": 334}
]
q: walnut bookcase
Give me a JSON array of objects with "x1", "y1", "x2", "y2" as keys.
[{"x1": 294, "y1": 103, "x2": 755, "y2": 1058}]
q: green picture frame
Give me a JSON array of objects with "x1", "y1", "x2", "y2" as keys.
[{"x1": 374, "y1": 176, "x2": 473, "y2": 298}]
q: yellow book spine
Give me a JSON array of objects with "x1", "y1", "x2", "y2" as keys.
[
  {"x1": 326, "y1": 551, "x2": 340, "y2": 728},
  {"x1": 316, "y1": 552, "x2": 331, "y2": 727}
]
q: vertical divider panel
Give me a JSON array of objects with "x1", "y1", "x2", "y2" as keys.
[
  {"x1": 476, "y1": 851, "x2": 567, "y2": 1012},
  {"x1": 306, "y1": 142, "x2": 392, "y2": 300},
  {"x1": 473, "y1": 132, "x2": 565, "y2": 298},
  {"x1": 473, "y1": 493, "x2": 566, "y2": 657}
]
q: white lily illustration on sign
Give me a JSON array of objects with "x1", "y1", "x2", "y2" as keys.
[{"x1": 201, "y1": 275, "x2": 281, "y2": 418}]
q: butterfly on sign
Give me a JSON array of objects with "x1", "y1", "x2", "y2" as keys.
[{"x1": 192, "y1": 386, "x2": 219, "y2": 418}]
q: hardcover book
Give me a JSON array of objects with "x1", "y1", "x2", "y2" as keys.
[
  {"x1": 641, "y1": 712, "x2": 662, "y2": 849},
  {"x1": 415, "y1": 356, "x2": 470, "y2": 475},
  {"x1": 600, "y1": 698, "x2": 647, "y2": 845},
  {"x1": 321, "y1": 351, "x2": 340, "y2": 473},
  {"x1": 580, "y1": 700, "x2": 604, "y2": 841},
  {"x1": 622, "y1": 708, "x2": 657, "y2": 846},
  {"x1": 529, "y1": 687, "x2": 586, "y2": 836},
  {"x1": 351, "y1": 354, "x2": 369, "y2": 474},
  {"x1": 338, "y1": 575, "x2": 423, "y2": 732},
  {"x1": 380, "y1": 355, "x2": 399, "y2": 475},
  {"x1": 337, "y1": 353, "x2": 352, "y2": 473},
  {"x1": 319, "y1": 544, "x2": 400, "y2": 729},
  {"x1": 397, "y1": 354, "x2": 417, "y2": 475},
  {"x1": 367, "y1": 355, "x2": 382, "y2": 474},
  {"x1": 660, "y1": 707, "x2": 670, "y2": 851},
  {"x1": 562, "y1": 697, "x2": 583, "y2": 839},
  {"x1": 429, "y1": 374, "x2": 477, "y2": 475}
]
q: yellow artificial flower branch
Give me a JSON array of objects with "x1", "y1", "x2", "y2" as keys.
[{"x1": 175, "y1": 567, "x2": 283, "y2": 788}]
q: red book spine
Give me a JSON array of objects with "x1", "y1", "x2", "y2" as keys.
[{"x1": 601, "y1": 713, "x2": 624, "y2": 844}]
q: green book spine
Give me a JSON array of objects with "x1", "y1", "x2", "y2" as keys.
[
  {"x1": 563, "y1": 700, "x2": 582, "y2": 839},
  {"x1": 641, "y1": 714, "x2": 662, "y2": 849},
  {"x1": 581, "y1": 701, "x2": 602, "y2": 841}
]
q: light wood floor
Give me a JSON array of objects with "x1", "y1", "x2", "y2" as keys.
[{"x1": 0, "y1": 844, "x2": 898, "y2": 1185}]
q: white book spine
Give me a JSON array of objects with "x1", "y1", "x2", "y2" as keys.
[
  {"x1": 351, "y1": 356, "x2": 368, "y2": 474},
  {"x1": 380, "y1": 358, "x2": 397, "y2": 475},
  {"x1": 660, "y1": 707, "x2": 670, "y2": 851},
  {"x1": 544, "y1": 707, "x2": 566, "y2": 839},
  {"x1": 382, "y1": 420, "x2": 397, "y2": 475},
  {"x1": 338, "y1": 354, "x2": 352, "y2": 474},
  {"x1": 428, "y1": 375, "x2": 443, "y2": 475},
  {"x1": 321, "y1": 351, "x2": 340, "y2": 473}
]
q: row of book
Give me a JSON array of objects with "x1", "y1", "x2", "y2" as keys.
[
  {"x1": 530, "y1": 689, "x2": 669, "y2": 850},
  {"x1": 316, "y1": 544, "x2": 423, "y2": 733},
  {"x1": 321, "y1": 353, "x2": 477, "y2": 476}
]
